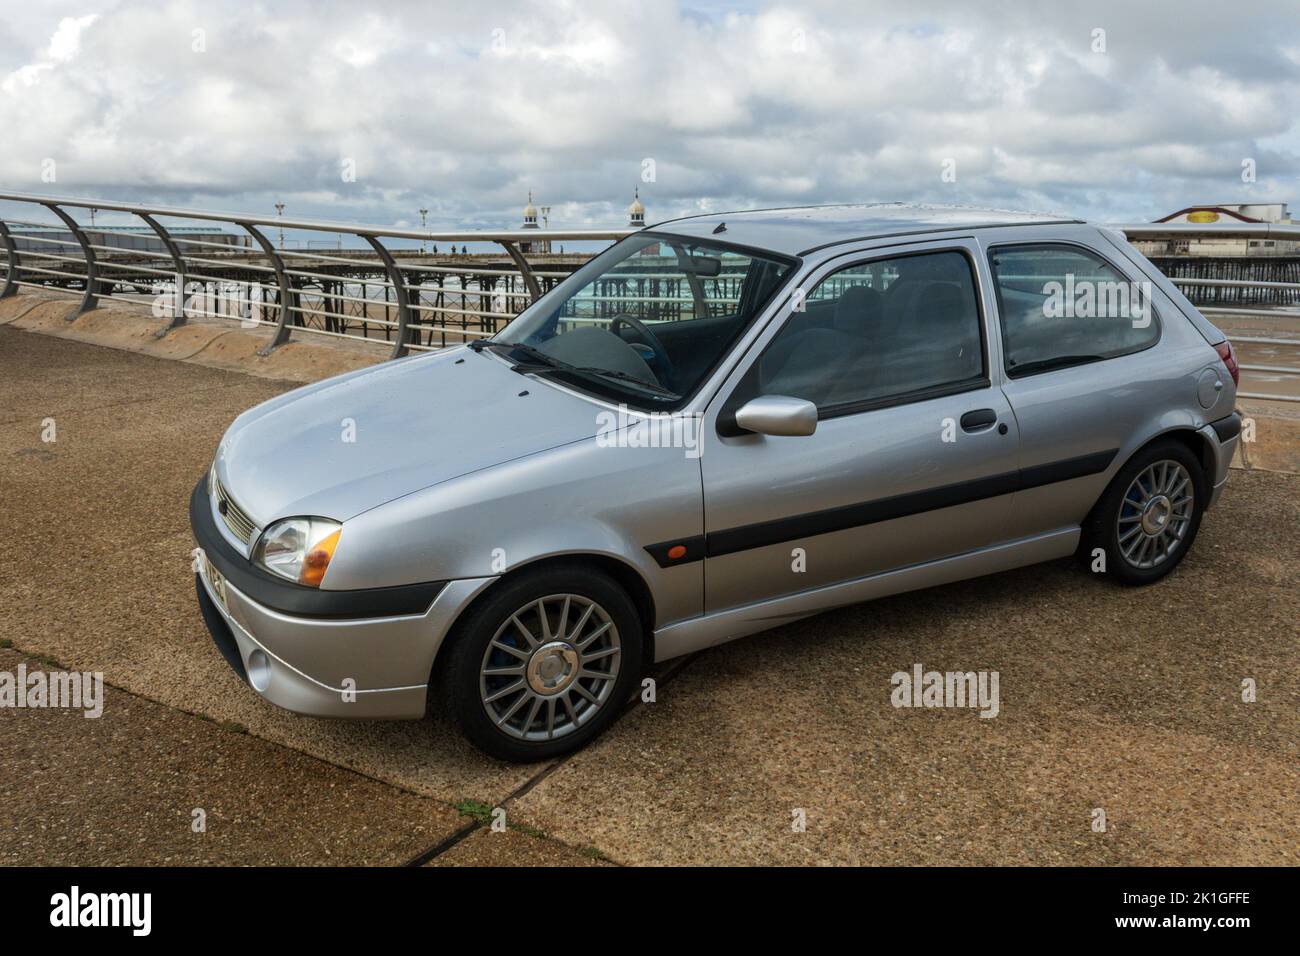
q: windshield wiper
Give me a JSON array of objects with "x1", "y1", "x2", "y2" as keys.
[
  {"x1": 467, "y1": 339, "x2": 565, "y2": 370},
  {"x1": 1009, "y1": 354, "x2": 1104, "y2": 377},
  {"x1": 572, "y1": 367, "x2": 679, "y2": 399},
  {"x1": 469, "y1": 338, "x2": 679, "y2": 399}
]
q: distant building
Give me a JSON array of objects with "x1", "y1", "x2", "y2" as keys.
[
  {"x1": 8, "y1": 224, "x2": 246, "y2": 255},
  {"x1": 1132, "y1": 203, "x2": 1299, "y2": 309},
  {"x1": 512, "y1": 188, "x2": 649, "y2": 254},
  {"x1": 519, "y1": 191, "x2": 549, "y2": 254},
  {"x1": 1133, "y1": 203, "x2": 1297, "y2": 256},
  {"x1": 1157, "y1": 202, "x2": 1290, "y2": 225}
]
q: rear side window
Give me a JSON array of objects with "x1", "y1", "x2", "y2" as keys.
[
  {"x1": 756, "y1": 250, "x2": 985, "y2": 411},
  {"x1": 989, "y1": 244, "x2": 1159, "y2": 377}
]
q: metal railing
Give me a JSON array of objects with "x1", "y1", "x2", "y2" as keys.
[
  {"x1": 0, "y1": 191, "x2": 633, "y2": 359},
  {"x1": 1119, "y1": 223, "x2": 1300, "y2": 402},
  {"x1": 1, "y1": 195, "x2": 1296, "y2": 402}
]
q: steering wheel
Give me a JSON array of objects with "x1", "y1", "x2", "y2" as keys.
[{"x1": 610, "y1": 314, "x2": 675, "y2": 384}]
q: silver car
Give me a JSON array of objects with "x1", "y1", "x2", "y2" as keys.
[{"x1": 191, "y1": 204, "x2": 1242, "y2": 761}]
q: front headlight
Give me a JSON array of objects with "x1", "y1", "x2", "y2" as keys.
[{"x1": 252, "y1": 517, "x2": 342, "y2": 587}]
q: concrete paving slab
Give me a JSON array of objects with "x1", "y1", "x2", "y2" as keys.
[
  {"x1": 0, "y1": 298, "x2": 50, "y2": 325},
  {"x1": 184, "y1": 327, "x2": 380, "y2": 381},
  {"x1": 0, "y1": 322, "x2": 277, "y2": 428},
  {"x1": 0, "y1": 647, "x2": 465, "y2": 865},
  {"x1": 427, "y1": 827, "x2": 614, "y2": 867},
  {"x1": 51, "y1": 305, "x2": 173, "y2": 351},
  {"x1": 8, "y1": 298, "x2": 80, "y2": 331},
  {"x1": 146, "y1": 322, "x2": 242, "y2": 360},
  {"x1": 5, "y1": 291, "x2": 386, "y2": 383},
  {"x1": 513, "y1": 471, "x2": 1298, "y2": 865},
  {"x1": 3, "y1": 322, "x2": 1296, "y2": 867},
  {"x1": 1235, "y1": 402, "x2": 1300, "y2": 474},
  {"x1": 0, "y1": 327, "x2": 540, "y2": 807}
]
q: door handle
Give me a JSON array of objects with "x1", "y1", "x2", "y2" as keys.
[{"x1": 960, "y1": 408, "x2": 997, "y2": 432}]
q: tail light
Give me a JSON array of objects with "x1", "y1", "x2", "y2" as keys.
[{"x1": 1214, "y1": 340, "x2": 1240, "y2": 386}]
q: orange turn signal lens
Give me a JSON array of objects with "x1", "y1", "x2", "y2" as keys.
[
  {"x1": 300, "y1": 528, "x2": 341, "y2": 587},
  {"x1": 667, "y1": 544, "x2": 687, "y2": 560}
]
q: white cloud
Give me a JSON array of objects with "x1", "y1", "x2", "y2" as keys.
[
  {"x1": 1, "y1": 13, "x2": 97, "y2": 92},
  {"x1": 0, "y1": 0, "x2": 1295, "y2": 229}
]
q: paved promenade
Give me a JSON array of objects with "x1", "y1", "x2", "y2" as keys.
[{"x1": 1, "y1": 309, "x2": 1295, "y2": 865}]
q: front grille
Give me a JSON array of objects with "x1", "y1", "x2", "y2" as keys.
[{"x1": 214, "y1": 475, "x2": 258, "y2": 545}]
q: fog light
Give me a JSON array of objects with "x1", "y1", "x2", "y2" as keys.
[{"x1": 247, "y1": 649, "x2": 271, "y2": 692}]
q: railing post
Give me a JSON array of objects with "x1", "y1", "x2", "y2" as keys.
[
  {"x1": 0, "y1": 220, "x2": 18, "y2": 299},
  {"x1": 43, "y1": 203, "x2": 99, "y2": 317},
  {"x1": 363, "y1": 236, "x2": 413, "y2": 359},
  {"x1": 136, "y1": 212, "x2": 188, "y2": 336},
  {"x1": 239, "y1": 222, "x2": 294, "y2": 354},
  {"x1": 498, "y1": 240, "x2": 542, "y2": 301}
]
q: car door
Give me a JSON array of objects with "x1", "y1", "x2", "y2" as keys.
[
  {"x1": 698, "y1": 239, "x2": 1022, "y2": 615},
  {"x1": 984, "y1": 232, "x2": 1174, "y2": 541}
]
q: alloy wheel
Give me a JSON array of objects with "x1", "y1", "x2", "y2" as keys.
[
  {"x1": 478, "y1": 594, "x2": 622, "y2": 741},
  {"x1": 1116, "y1": 459, "x2": 1194, "y2": 570}
]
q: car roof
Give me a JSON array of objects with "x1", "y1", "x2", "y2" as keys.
[{"x1": 647, "y1": 202, "x2": 1083, "y2": 257}]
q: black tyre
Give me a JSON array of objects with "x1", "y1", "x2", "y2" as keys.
[
  {"x1": 435, "y1": 564, "x2": 643, "y2": 762},
  {"x1": 1080, "y1": 439, "x2": 1207, "y2": 586}
]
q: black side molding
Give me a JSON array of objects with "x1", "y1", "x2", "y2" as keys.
[
  {"x1": 189, "y1": 477, "x2": 446, "y2": 619},
  {"x1": 1018, "y1": 449, "x2": 1116, "y2": 488},
  {"x1": 644, "y1": 449, "x2": 1117, "y2": 567},
  {"x1": 1210, "y1": 412, "x2": 1242, "y2": 443}
]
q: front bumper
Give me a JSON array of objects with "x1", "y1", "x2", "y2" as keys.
[{"x1": 190, "y1": 477, "x2": 495, "y2": 720}]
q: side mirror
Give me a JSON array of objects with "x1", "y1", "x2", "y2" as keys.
[{"x1": 733, "y1": 395, "x2": 818, "y2": 437}]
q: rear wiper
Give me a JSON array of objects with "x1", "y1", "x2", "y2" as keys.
[{"x1": 1008, "y1": 354, "x2": 1104, "y2": 377}]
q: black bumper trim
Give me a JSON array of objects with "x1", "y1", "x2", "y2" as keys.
[
  {"x1": 195, "y1": 574, "x2": 248, "y2": 683},
  {"x1": 189, "y1": 477, "x2": 446, "y2": 620},
  {"x1": 1210, "y1": 412, "x2": 1242, "y2": 443}
]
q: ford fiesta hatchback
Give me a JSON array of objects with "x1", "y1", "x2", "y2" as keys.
[{"x1": 191, "y1": 204, "x2": 1241, "y2": 761}]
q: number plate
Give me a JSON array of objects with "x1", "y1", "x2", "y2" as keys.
[{"x1": 202, "y1": 551, "x2": 227, "y2": 610}]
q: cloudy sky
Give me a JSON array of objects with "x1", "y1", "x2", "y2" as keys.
[{"x1": 1, "y1": 0, "x2": 1298, "y2": 233}]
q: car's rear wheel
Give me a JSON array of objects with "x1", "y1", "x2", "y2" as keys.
[
  {"x1": 1081, "y1": 439, "x2": 1206, "y2": 585},
  {"x1": 436, "y1": 565, "x2": 643, "y2": 762}
]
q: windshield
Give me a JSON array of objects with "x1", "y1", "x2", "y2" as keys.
[{"x1": 487, "y1": 233, "x2": 795, "y2": 410}]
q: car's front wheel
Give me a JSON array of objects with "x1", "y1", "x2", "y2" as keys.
[
  {"x1": 1081, "y1": 439, "x2": 1207, "y2": 585},
  {"x1": 436, "y1": 565, "x2": 644, "y2": 762}
]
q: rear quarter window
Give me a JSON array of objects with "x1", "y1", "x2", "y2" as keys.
[{"x1": 988, "y1": 243, "x2": 1160, "y2": 377}]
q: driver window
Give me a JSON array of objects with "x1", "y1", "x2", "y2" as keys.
[{"x1": 757, "y1": 250, "x2": 985, "y2": 410}]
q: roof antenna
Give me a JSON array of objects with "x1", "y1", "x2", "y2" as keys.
[{"x1": 712, "y1": 222, "x2": 726, "y2": 234}]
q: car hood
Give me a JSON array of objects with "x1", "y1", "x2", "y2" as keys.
[{"x1": 217, "y1": 347, "x2": 603, "y2": 524}]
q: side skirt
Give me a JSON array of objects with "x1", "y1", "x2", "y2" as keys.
[{"x1": 652, "y1": 526, "x2": 1080, "y2": 662}]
